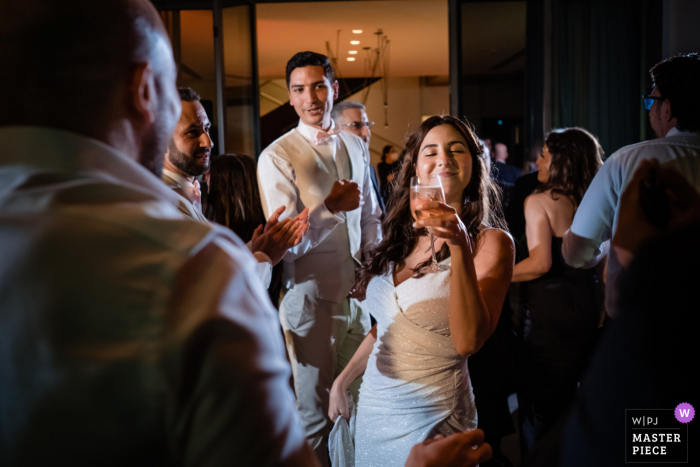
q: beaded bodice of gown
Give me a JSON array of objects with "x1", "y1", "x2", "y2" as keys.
[{"x1": 354, "y1": 257, "x2": 477, "y2": 467}]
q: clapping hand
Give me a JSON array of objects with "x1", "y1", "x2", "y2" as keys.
[
  {"x1": 413, "y1": 201, "x2": 471, "y2": 252},
  {"x1": 613, "y1": 159, "x2": 700, "y2": 267},
  {"x1": 251, "y1": 206, "x2": 310, "y2": 265},
  {"x1": 404, "y1": 429, "x2": 492, "y2": 467}
]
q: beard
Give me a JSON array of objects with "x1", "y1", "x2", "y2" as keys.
[{"x1": 166, "y1": 139, "x2": 211, "y2": 177}]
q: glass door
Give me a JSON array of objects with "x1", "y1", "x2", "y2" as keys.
[{"x1": 220, "y1": 0, "x2": 261, "y2": 157}]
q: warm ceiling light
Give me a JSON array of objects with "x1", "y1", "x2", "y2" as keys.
[
  {"x1": 352, "y1": 30, "x2": 363, "y2": 34},
  {"x1": 346, "y1": 57, "x2": 356, "y2": 61},
  {"x1": 350, "y1": 40, "x2": 360, "y2": 45},
  {"x1": 348, "y1": 50, "x2": 358, "y2": 55}
]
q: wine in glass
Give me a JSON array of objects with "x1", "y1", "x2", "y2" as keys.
[{"x1": 410, "y1": 176, "x2": 450, "y2": 274}]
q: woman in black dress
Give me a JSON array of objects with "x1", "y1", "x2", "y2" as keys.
[{"x1": 511, "y1": 128, "x2": 604, "y2": 455}]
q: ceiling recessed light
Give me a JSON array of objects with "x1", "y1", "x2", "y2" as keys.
[
  {"x1": 348, "y1": 50, "x2": 358, "y2": 55},
  {"x1": 350, "y1": 40, "x2": 360, "y2": 45},
  {"x1": 352, "y1": 29, "x2": 363, "y2": 34},
  {"x1": 346, "y1": 57, "x2": 356, "y2": 61}
]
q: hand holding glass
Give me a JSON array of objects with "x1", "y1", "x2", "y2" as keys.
[{"x1": 410, "y1": 176, "x2": 450, "y2": 274}]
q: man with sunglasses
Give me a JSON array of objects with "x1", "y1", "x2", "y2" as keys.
[
  {"x1": 562, "y1": 53, "x2": 700, "y2": 318},
  {"x1": 332, "y1": 100, "x2": 385, "y2": 212}
]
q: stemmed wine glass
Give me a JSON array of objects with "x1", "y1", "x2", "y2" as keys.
[{"x1": 410, "y1": 175, "x2": 450, "y2": 274}]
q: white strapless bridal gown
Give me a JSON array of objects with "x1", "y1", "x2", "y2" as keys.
[{"x1": 354, "y1": 258, "x2": 477, "y2": 467}]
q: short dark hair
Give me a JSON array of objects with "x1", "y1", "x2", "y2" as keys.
[
  {"x1": 178, "y1": 87, "x2": 200, "y2": 102},
  {"x1": 650, "y1": 53, "x2": 700, "y2": 132},
  {"x1": 285, "y1": 51, "x2": 335, "y2": 89}
]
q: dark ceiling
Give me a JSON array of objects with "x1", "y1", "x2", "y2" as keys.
[{"x1": 151, "y1": 0, "x2": 337, "y2": 9}]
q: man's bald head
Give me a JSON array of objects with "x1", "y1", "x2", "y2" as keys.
[{"x1": 0, "y1": 0, "x2": 180, "y2": 172}]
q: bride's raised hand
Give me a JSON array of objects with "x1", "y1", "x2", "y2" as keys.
[
  {"x1": 414, "y1": 201, "x2": 471, "y2": 252},
  {"x1": 328, "y1": 380, "x2": 350, "y2": 422}
]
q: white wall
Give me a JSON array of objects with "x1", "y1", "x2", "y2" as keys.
[
  {"x1": 344, "y1": 77, "x2": 449, "y2": 167},
  {"x1": 420, "y1": 84, "x2": 451, "y2": 119}
]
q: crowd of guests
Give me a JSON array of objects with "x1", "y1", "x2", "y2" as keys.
[{"x1": 0, "y1": 1, "x2": 698, "y2": 467}]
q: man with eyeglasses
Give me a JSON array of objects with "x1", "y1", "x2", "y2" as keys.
[
  {"x1": 562, "y1": 53, "x2": 700, "y2": 318},
  {"x1": 331, "y1": 100, "x2": 385, "y2": 212}
]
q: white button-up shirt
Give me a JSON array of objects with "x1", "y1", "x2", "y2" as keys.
[
  {"x1": 0, "y1": 126, "x2": 305, "y2": 466},
  {"x1": 563, "y1": 127, "x2": 700, "y2": 316},
  {"x1": 265, "y1": 120, "x2": 348, "y2": 254}
]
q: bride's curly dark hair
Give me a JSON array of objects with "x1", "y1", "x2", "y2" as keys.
[{"x1": 355, "y1": 115, "x2": 506, "y2": 297}]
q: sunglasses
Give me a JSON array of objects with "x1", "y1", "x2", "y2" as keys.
[{"x1": 643, "y1": 95, "x2": 664, "y2": 110}]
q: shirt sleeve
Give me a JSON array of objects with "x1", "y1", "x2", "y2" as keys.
[
  {"x1": 563, "y1": 157, "x2": 620, "y2": 268},
  {"x1": 167, "y1": 230, "x2": 308, "y2": 467},
  {"x1": 253, "y1": 254, "x2": 273, "y2": 289},
  {"x1": 358, "y1": 143, "x2": 383, "y2": 252},
  {"x1": 257, "y1": 148, "x2": 345, "y2": 261},
  {"x1": 245, "y1": 241, "x2": 273, "y2": 289}
]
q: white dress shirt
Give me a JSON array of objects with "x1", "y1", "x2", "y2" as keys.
[
  {"x1": 0, "y1": 127, "x2": 306, "y2": 466},
  {"x1": 260, "y1": 120, "x2": 348, "y2": 260},
  {"x1": 563, "y1": 127, "x2": 700, "y2": 316}
]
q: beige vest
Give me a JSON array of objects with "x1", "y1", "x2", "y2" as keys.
[{"x1": 269, "y1": 129, "x2": 367, "y2": 302}]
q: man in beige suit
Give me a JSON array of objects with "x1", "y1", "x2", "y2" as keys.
[
  {"x1": 162, "y1": 87, "x2": 308, "y2": 287},
  {"x1": 161, "y1": 87, "x2": 213, "y2": 222},
  {"x1": 257, "y1": 52, "x2": 382, "y2": 465}
]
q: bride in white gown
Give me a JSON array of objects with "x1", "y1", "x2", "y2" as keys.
[{"x1": 328, "y1": 116, "x2": 514, "y2": 467}]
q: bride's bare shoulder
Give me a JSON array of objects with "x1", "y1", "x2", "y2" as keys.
[{"x1": 475, "y1": 227, "x2": 515, "y2": 259}]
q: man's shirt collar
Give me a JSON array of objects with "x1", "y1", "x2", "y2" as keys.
[
  {"x1": 162, "y1": 168, "x2": 194, "y2": 189},
  {"x1": 0, "y1": 126, "x2": 180, "y2": 208},
  {"x1": 296, "y1": 119, "x2": 337, "y2": 143},
  {"x1": 665, "y1": 126, "x2": 694, "y2": 138}
]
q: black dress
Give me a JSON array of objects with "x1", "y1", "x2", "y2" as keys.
[{"x1": 517, "y1": 235, "x2": 603, "y2": 456}]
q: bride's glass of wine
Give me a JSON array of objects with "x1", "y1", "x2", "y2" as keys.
[{"x1": 410, "y1": 175, "x2": 450, "y2": 274}]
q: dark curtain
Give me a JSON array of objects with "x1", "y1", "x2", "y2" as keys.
[
  {"x1": 525, "y1": 0, "x2": 545, "y2": 159},
  {"x1": 551, "y1": 0, "x2": 648, "y2": 157}
]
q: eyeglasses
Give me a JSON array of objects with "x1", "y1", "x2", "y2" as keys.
[
  {"x1": 341, "y1": 121, "x2": 375, "y2": 130},
  {"x1": 643, "y1": 95, "x2": 664, "y2": 110}
]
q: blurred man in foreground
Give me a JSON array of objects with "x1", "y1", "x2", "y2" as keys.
[{"x1": 0, "y1": 1, "x2": 311, "y2": 465}]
